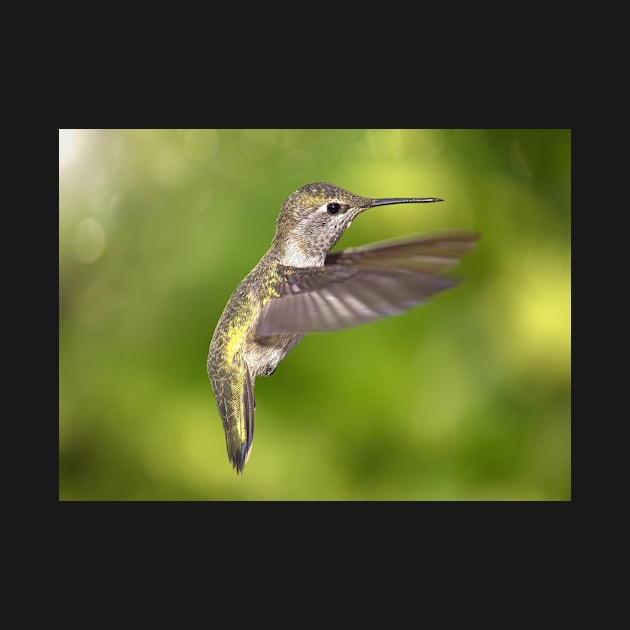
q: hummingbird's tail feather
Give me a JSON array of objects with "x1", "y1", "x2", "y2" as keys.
[
  {"x1": 257, "y1": 232, "x2": 480, "y2": 336},
  {"x1": 210, "y1": 358, "x2": 255, "y2": 475}
]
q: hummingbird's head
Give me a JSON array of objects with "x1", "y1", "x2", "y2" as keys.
[
  {"x1": 272, "y1": 182, "x2": 442, "y2": 267},
  {"x1": 275, "y1": 182, "x2": 370, "y2": 259}
]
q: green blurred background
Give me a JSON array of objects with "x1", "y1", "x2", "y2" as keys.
[{"x1": 59, "y1": 129, "x2": 571, "y2": 500}]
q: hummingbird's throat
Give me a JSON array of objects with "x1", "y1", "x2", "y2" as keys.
[{"x1": 274, "y1": 236, "x2": 328, "y2": 267}]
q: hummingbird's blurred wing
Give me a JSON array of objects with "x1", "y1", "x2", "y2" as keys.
[{"x1": 257, "y1": 232, "x2": 479, "y2": 336}]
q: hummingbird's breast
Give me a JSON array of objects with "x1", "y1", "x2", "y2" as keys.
[
  {"x1": 208, "y1": 257, "x2": 302, "y2": 381},
  {"x1": 244, "y1": 259, "x2": 303, "y2": 376}
]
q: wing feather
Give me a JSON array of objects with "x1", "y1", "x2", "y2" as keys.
[{"x1": 257, "y1": 232, "x2": 479, "y2": 336}]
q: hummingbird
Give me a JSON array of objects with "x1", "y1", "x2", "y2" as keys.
[{"x1": 207, "y1": 182, "x2": 479, "y2": 474}]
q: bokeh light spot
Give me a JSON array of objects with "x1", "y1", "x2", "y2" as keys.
[
  {"x1": 182, "y1": 129, "x2": 219, "y2": 162},
  {"x1": 59, "y1": 129, "x2": 81, "y2": 169},
  {"x1": 240, "y1": 129, "x2": 277, "y2": 160},
  {"x1": 73, "y1": 217, "x2": 106, "y2": 263}
]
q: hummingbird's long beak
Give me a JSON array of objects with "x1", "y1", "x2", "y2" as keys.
[{"x1": 370, "y1": 197, "x2": 443, "y2": 207}]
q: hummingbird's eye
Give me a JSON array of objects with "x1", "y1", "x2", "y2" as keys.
[{"x1": 327, "y1": 202, "x2": 341, "y2": 215}]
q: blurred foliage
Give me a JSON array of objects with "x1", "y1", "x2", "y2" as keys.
[{"x1": 59, "y1": 129, "x2": 571, "y2": 500}]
